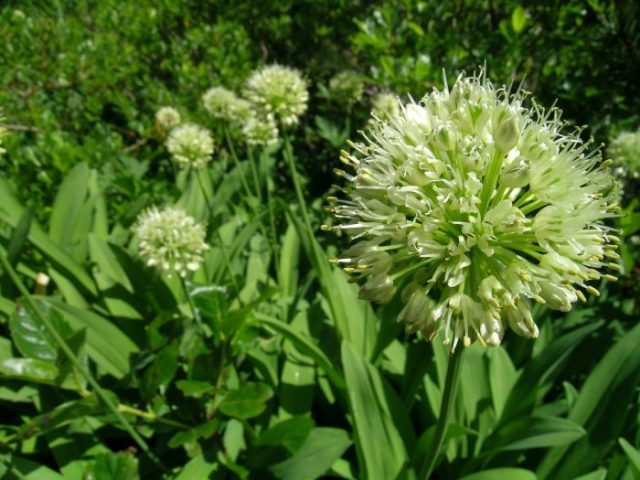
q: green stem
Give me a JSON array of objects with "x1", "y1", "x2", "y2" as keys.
[
  {"x1": 282, "y1": 129, "x2": 314, "y2": 237},
  {"x1": 224, "y1": 125, "x2": 257, "y2": 202},
  {"x1": 179, "y1": 276, "x2": 202, "y2": 326},
  {"x1": 0, "y1": 255, "x2": 165, "y2": 470},
  {"x1": 420, "y1": 346, "x2": 464, "y2": 480},
  {"x1": 117, "y1": 404, "x2": 190, "y2": 430},
  {"x1": 248, "y1": 146, "x2": 263, "y2": 203},
  {"x1": 194, "y1": 168, "x2": 241, "y2": 295}
]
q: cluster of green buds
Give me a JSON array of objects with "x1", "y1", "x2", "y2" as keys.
[
  {"x1": 327, "y1": 70, "x2": 619, "y2": 349},
  {"x1": 201, "y1": 87, "x2": 252, "y2": 125},
  {"x1": 370, "y1": 92, "x2": 401, "y2": 123},
  {"x1": 133, "y1": 206, "x2": 209, "y2": 278}
]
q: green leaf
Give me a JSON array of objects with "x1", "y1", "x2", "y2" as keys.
[
  {"x1": 88, "y1": 451, "x2": 139, "y2": 480},
  {"x1": 257, "y1": 312, "x2": 345, "y2": 390},
  {"x1": 43, "y1": 298, "x2": 139, "y2": 379},
  {"x1": 341, "y1": 340, "x2": 411, "y2": 479},
  {"x1": 6, "y1": 206, "x2": 32, "y2": 267},
  {"x1": 0, "y1": 453, "x2": 64, "y2": 480},
  {"x1": 538, "y1": 322, "x2": 640, "y2": 479},
  {"x1": 619, "y1": 438, "x2": 640, "y2": 479},
  {"x1": 175, "y1": 380, "x2": 216, "y2": 398},
  {"x1": 219, "y1": 382, "x2": 274, "y2": 419},
  {"x1": 0, "y1": 358, "x2": 59, "y2": 384},
  {"x1": 482, "y1": 415, "x2": 585, "y2": 454},
  {"x1": 511, "y1": 6, "x2": 527, "y2": 33},
  {"x1": 460, "y1": 468, "x2": 537, "y2": 480},
  {"x1": 573, "y1": 470, "x2": 607, "y2": 480},
  {"x1": 173, "y1": 451, "x2": 218, "y2": 480},
  {"x1": 10, "y1": 301, "x2": 69, "y2": 362},
  {"x1": 256, "y1": 417, "x2": 314, "y2": 452},
  {"x1": 270, "y1": 428, "x2": 353, "y2": 480}
]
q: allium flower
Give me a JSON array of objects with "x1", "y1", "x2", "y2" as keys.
[
  {"x1": 155, "y1": 106, "x2": 182, "y2": 130},
  {"x1": 242, "y1": 113, "x2": 279, "y2": 147},
  {"x1": 329, "y1": 70, "x2": 364, "y2": 104},
  {"x1": 133, "y1": 206, "x2": 209, "y2": 277},
  {"x1": 608, "y1": 129, "x2": 640, "y2": 179},
  {"x1": 328, "y1": 71, "x2": 619, "y2": 349},
  {"x1": 371, "y1": 92, "x2": 401, "y2": 122},
  {"x1": 166, "y1": 124, "x2": 214, "y2": 169},
  {"x1": 244, "y1": 65, "x2": 309, "y2": 126},
  {"x1": 202, "y1": 86, "x2": 252, "y2": 124}
]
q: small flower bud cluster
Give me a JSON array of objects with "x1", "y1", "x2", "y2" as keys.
[
  {"x1": 371, "y1": 92, "x2": 401, "y2": 122},
  {"x1": 329, "y1": 70, "x2": 364, "y2": 105},
  {"x1": 242, "y1": 113, "x2": 279, "y2": 147},
  {"x1": 166, "y1": 124, "x2": 214, "y2": 169},
  {"x1": 155, "y1": 106, "x2": 182, "y2": 130},
  {"x1": 202, "y1": 87, "x2": 252, "y2": 124},
  {"x1": 133, "y1": 206, "x2": 209, "y2": 277},
  {"x1": 244, "y1": 65, "x2": 309, "y2": 127},
  {"x1": 328, "y1": 70, "x2": 619, "y2": 350},
  {"x1": 608, "y1": 129, "x2": 640, "y2": 180}
]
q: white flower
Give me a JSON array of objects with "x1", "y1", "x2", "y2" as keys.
[
  {"x1": 133, "y1": 206, "x2": 209, "y2": 277},
  {"x1": 329, "y1": 70, "x2": 364, "y2": 104},
  {"x1": 202, "y1": 87, "x2": 252, "y2": 124},
  {"x1": 242, "y1": 113, "x2": 279, "y2": 146},
  {"x1": 155, "y1": 106, "x2": 181, "y2": 130},
  {"x1": 244, "y1": 65, "x2": 309, "y2": 126},
  {"x1": 371, "y1": 92, "x2": 401, "y2": 122},
  {"x1": 166, "y1": 124, "x2": 214, "y2": 169},
  {"x1": 328, "y1": 70, "x2": 619, "y2": 349},
  {"x1": 608, "y1": 129, "x2": 640, "y2": 179}
]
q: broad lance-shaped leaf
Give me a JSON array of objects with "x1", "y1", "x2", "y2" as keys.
[
  {"x1": 9, "y1": 300, "x2": 71, "y2": 362},
  {"x1": 0, "y1": 358, "x2": 58, "y2": 385},
  {"x1": 270, "y1": 428, "x2": 353, "y2": 480},
  {"x1": 537, "y1": 322, "x2": 640, "y2": 479},
  {"x1": 341, "y1": 340, "x2": 411, "y2": 479},
  {"x1": 459, "y1": 468, "x2": 537, "y2": 480}
]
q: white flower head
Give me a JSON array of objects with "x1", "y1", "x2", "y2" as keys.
[
  {"x1": 155, "y1": 106, "x2": 182, "y2": 130},
  {"x1": 329, "y1": 70, "x2": 619, "y2": 350},
  {"x1": 166, "y1": 124, "x2": 214, "y2": 169},
  {"x1": 329, "y1": 70, "x2": 364, "y2": 104},
  {"x1": 202, "y1": 86, "x2": 252, "y2": 124},
  {"x1": 133, "y1": 206, "x2": 209, "y2": 277},
  {"x1": 244, "y1": 65, "x2": 309, "y2": 126},
  {"x1": 608, "y1": 129, "x2": 640, "y2": 179},
  {"x1": 371, "y1": 92, "x2": 402, "y2": 123},
  {"x1": 242, "y1": 113, "x2": 279, "y2": 147}
]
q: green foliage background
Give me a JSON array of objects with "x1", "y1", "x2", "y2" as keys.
[{"x1": 0, "y1": 1, "x2": 639, "y2": 479}]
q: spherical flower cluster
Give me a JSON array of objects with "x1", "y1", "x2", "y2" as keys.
[
  {"x1": 371, "y1": 92, "x2": 401, "y2": 123},
  {"x1": 166, "y1": 124, "x2": 214, "y2": 169},
  {"x1": 133, "y1": 206, "x2": 209, "y2": 277},
  {"x1": 202, "y1": 86, "x2": 252, "y2": 124},
  {"x1": 608, "y1": 129, "x2": 640, "y2": 179},
  {"x1": 155, "y1": 106, "x2": 182, "y2": 130},
  {"x1": 329, "y1": 70, "x2": 364, "y2": 105},
  {"x1": 328, "y1": 71, "x2": 619, "y2": 349},
  {"x1": 244, "y1": 65, "x2": 309, "y2": 126},
  {"x1": 242, "y1": 113, "x2": 279, "y2": 147}
]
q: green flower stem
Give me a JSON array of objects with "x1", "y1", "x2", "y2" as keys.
[
  {"x1": 223, "y1": 124, "x2": 258, "y2": 201},
  {"x1": 193, "y1": 168, "x2": 241, "y2": 296},
  {"x1": 117, "y1": 404, "x2": 190, "y2": 430},
  {"x1": 420, "y1": 346, "x2": 464, "y2": 480},
  {"x1": 247, "y1": 145, "x2": 263, "y2": 203},
  {"x1": 179, "y1": 276, "x2": 202, "y2": 326},
  {"x1": 0, "y1": 254, "x2": 165, "y2": 470},
  {"x1": 282, "y1": 129, "x2": 314, "y2": 239}
]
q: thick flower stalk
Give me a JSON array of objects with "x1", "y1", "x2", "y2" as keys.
[
  {"x1": 155, "y1": 106, "x2": 182, "y2": 130},
  {"x1": 202, "y1": 86, "x2": 252, "y2": 124},
  {"x1": 608, "y1": 129, "x2": 640, "y2": 179},
  {"x1": 244, "y1": 65, "x2": 309, "y2": 126},
  {"x1": 328, "y1": 71, "x2": 619, "y2": 349},
  {"x1": 133, "y1": 206, "x2": 209, "y2": 277},
  {"x1": 166, "y1": 124, "x2": 214, "y2": 169},
  {"x1": 242, "y1": 113, "x2": 279, "y2": 147}
]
